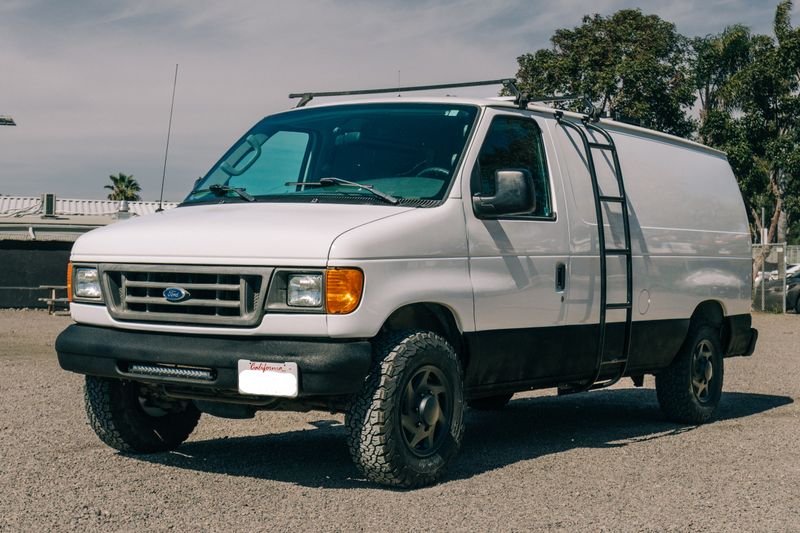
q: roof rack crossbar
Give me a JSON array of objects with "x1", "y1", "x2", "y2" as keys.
[
  {"x1": 512, "y1": 92, "x2": 599, "y2": 119},
  {"x1": 497, "y1": 79, "x2": 586, "y2": 110},
  {"x1": 289, "y1": 79, "x2": 516, "y2": 107}
]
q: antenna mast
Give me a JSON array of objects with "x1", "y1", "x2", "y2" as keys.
[{"x1": 157, "y1": 64, "x2": 178, "y2": 212}]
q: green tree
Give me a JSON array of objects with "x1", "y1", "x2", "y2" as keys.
[
  {"x1": 105, "y1": 173, "x2": 142, "y2": 201},
  {"x1": 699, "y1": 1, "x2": 800, "y2": 244},
  {"x1": 690, "y1": 24, "x2": 752, "y2": 144},
  {"x1": 513, "y1": 9, "x2": 696, "y2": 137}
]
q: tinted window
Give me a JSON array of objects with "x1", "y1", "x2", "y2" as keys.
[
  {"x1": 185, "y1": 104, "x2": 479, "y2": 205},
  {"x1": 228, "y1": 131, "x2": 311, "y2": 195},
  {"x1": 475, "y1": 115, "x2": 552, "y2": 218}
]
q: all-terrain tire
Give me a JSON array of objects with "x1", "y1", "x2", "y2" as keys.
[
  {"x1": 346, "y1": 330, "x2": 464, "y2": 488},
  {"x1": 84, "y1": 376, "x2": 201, "y2": 453},
  {"x1": 467, "y1": 393, "x2": 513, "y2": 411},
  {"x1": 656, "y1": 323, "x2": 724, "y2": 424}
]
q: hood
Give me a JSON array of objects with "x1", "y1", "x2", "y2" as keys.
[{"x1": 71, "y1": 202, "x2": 413, "y2": 266}]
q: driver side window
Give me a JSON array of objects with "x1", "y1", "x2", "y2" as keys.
[
  {"x1": 228, "y1": 131, "x2": 311, "y2": 194},
  {"x1": 474, "y1": 115, "x2": 553, "y2": 218}
]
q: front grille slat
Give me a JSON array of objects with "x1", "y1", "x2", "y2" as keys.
[
  {"x1": 101, "y1": 264, "x2": 273, "y2": 327},
  {"x1": 124, "y1": 281, "x2": 241, "y2": 291},
  {"x1": 239, "y1": 277, "x2": 247, "y2": 317},
  {"x1": 124, "y1": 296, "x2": 241, "y2": 308}
]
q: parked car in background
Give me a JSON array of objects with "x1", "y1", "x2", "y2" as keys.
[
  {"x1": 786, "y1": 272, "x2": 800, "y2": 313},
  {"x1": 764, "y1": 263, "x2": 799, "y2": 282},
  {"x1": 754, "y1": 264, "x2": 798, "y2": 288},
  {"x1": 757, "y1": 271, "x2": 800, "y2": 312}
]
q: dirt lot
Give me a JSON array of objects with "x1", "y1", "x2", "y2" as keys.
[{"x1": 0, "y1": 310, "x2": 798, "y2": 532}]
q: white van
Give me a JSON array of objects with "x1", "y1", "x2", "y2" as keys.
[{"x1": 56, "y1": 80, "x2": 758, "y2": 487}]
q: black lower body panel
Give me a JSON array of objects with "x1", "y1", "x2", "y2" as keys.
[
  {"x1": 462, "y1": 314, "x2": 757, "y2": 397},
  {"x1": 463, "y1": 318, "x2": 690, "y2": 397},
  {"x1": 56, "y1": 324, "x2": 372, "y2": 397}
]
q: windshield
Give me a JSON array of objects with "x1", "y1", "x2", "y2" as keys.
[{"x1": 183, "y1": 103, "x2": 479, "y2": 206}]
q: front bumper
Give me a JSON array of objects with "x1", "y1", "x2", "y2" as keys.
[{"x1": 56, "y1": 324, "x2": 373, "y2": 397}]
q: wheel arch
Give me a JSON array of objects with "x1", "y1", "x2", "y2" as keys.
[
  {"x1": 689, "y1": 299, "x2": 747, "y2": 356},
  {"x1": 379, "y1": 302, "x2": 466, "y2": 363},
  {"x1": 690, "y1": 300, "x2": 725, "y2": 329}
]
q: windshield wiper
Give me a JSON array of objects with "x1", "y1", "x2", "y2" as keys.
[
  {"x1": 191, "y1": 184, "x2": 255, "y2": 202},
  {"x1": 285, "y1": 177, "x2": 399, "y2": 205}
]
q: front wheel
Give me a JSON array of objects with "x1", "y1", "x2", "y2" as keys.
[
  {"x1": 656, "y1": 323, "x2": 724, "y2": 424},
  {"x1": 84, "y1": 376, "x2": 201, "y2": 453},
  {"x1": 346, "y1": 330, "x2": 464, "y2": 488}
]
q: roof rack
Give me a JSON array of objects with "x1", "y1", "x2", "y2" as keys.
[
  {"x1": 501, "y1": 82, "x2": 601, "y2": 118},
  {"x1": 289, "y1": 78, "x2": 518, "y2": 107},
  {"x1": 288, "y1": 78, "x2": 598, "y2": 117}
]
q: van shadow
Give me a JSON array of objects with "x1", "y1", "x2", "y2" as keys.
[{"x1": 130, "y1": 389, "x2": 792, "y2": 490}]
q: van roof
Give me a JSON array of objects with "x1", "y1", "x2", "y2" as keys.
[{"x1": 285, "y1": 96, "x2": 726, "y2": 158}]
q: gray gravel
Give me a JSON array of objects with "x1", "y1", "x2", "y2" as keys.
[{"x1": 1, "y1": 310, "x2": 798, "y2": 532}]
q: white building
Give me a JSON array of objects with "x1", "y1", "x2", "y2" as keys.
[
  {"x1": 0, "y1": 194, "x2": 177, "y2": 308},
  {"x1": 0, "y1": 194, "x2": 177, "y2": 242}
]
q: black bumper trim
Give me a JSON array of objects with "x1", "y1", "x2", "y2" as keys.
[{"x1": 55, "y1": 324, "x2": 373, "y2": 397}]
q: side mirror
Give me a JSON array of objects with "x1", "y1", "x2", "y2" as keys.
[{"x1": 472, "y1": 169, "x2": 535, "y2": 217}]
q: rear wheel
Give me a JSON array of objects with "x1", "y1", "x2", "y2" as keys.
[
  {"x1": 656, "y1": 323, "x2": 724, "y2": 424},
  {"x1": 84, "y1": 376, "x2": 201, "y2": 453},
  {"x1": 346, "y1": 330, "x2": 464, "y2": 488},
  {"x1": 467, "y1": 393, "x2": 513, "y2": 411}
]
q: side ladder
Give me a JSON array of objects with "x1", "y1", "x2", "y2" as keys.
[{"x1": 555, "y1": 113, "x2": 634, "y2": 393}]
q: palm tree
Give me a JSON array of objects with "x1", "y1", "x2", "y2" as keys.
[{"x1": 105, "y1": 173, "x2": 142, "y2": 201}]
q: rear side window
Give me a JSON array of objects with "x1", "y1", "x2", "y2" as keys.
[{"x1": 475, "y1": 115, "x2": 552, "y2": 218}]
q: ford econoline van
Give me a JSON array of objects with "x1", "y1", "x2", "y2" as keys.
[{"x1": 57, "y1": 80, "x2": 758, "y2": 487}]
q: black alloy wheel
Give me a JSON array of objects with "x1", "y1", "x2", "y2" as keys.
[
  {"x1": 691, "y1": 339, "x2": 715, "y2": 404},
  {"x1": 399, "y1": 365, "x2": 452, "y2": 457}
]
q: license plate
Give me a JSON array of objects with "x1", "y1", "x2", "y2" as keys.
[{"x1": 237, "y1": 360, "x2": 299, "y2": 397}]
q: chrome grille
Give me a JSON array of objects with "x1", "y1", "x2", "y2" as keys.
[{"x1": 101, "y1": 264, "x2": 273, "y2": 326}]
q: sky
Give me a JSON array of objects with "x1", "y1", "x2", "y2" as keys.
[{"x1": 1, "y1": 0, "x2": 797, "y2": 202}]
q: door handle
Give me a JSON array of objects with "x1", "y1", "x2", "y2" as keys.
[{"x1": 555, "y1": 263, "x2": 567, "y2": 293}]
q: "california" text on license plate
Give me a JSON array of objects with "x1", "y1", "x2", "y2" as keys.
[{"x1": 237, "y1": 360, "x2": 299, "y2": 397}]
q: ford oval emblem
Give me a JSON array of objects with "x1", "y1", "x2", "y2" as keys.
[{"x1": 163, "y1": 287, "x2": 190, "y2": 302}]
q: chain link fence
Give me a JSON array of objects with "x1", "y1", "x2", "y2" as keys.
[
  {"x1": 752, "y1": 243, "x2": 787, "y2": 312},
  {"x1": 786, "y1": 245, "x2": 800, "y2": 265}
]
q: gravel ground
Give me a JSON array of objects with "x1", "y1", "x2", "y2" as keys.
[{"x1": 0, "y1": 310, "x2": 798, "y2": 532}]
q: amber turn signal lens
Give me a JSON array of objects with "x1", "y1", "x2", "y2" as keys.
[
  {"x1": 325, "y1": 269, "x2": 363, "y2": 314},
  {"x1": 66, "y1": 262, "x2": 73, "y2": 303}
]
